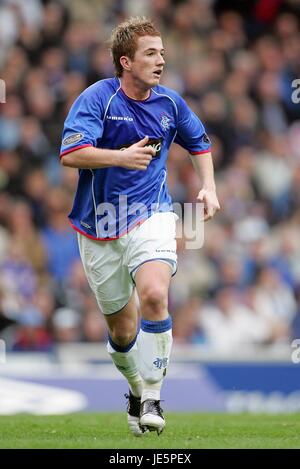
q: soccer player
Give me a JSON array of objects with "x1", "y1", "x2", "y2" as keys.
[{"x1": 60, "y1": 17, "x2": 220, "y2": 436}]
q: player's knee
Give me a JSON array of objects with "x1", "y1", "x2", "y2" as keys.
[
  {"x1": 140, "y1": 286, "x2": 167, "y2": 314},
  {"x1": 110, "y1": 327, "x2": 136, "y2": 347}
]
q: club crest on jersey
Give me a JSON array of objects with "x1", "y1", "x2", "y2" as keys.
[
  {"x1": 62, "y1": 133, "x2": 84, "y2": 146},
  {"x1": 153, "y1": 357, "x2": 168, "y2": 369},
  {"x1": 118, "y1": 137, "x2": 163, "y2": 158},
  {"x1": 160, "y1": 113, "x2": 171, "y2": 132}
]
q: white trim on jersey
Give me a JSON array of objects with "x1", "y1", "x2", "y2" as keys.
[
  {"x1": 155, "y1": 169, "x2": 167, "y2": 211},
  {"x1": 90, "y1": 169, "x2": 99, "y2": 238},
  {"x1": 152, "y1": 88, "x2": 178, "y2": 118},
  {"x1": 103, "y1": 83, "x2": 121, "y2": 121},
  {"x1": 91, "y1": 82, "x2": 121, "y2": 236}
]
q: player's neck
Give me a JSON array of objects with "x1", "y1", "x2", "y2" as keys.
[{"x1": 120, "y1": 77, "x2": 151, "y2": 101}]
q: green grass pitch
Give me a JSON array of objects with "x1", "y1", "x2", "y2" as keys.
[{"x1": 1, "y1": 413, "x2": 300, "y2": 449}]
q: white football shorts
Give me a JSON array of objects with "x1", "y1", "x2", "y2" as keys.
[{"x1": 77, "y1": 212, "x2": 178, "y2": 315}]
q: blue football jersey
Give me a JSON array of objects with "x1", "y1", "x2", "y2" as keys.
[{"x1": 60, "y1": 77, "x2": 211, "y2": 239}]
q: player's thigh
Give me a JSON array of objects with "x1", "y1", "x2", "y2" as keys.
[
  {"x1": 134, "y1": 260, "x2": 172, "y2": 303},
  {"x1": 77, "y1": 233, "x2": 133, "y2": 315}
]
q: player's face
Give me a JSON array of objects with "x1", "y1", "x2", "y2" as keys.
[{"x1": 129, "y1": 35, "x2": 165, "y2": 88}]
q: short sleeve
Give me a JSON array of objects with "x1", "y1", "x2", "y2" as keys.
[
  {"x1": 60, "y1": 87, "x2": 104, "y2": 157},
  {"x1": 174, "y1": 96, "x2": 211, "y2": 155}
]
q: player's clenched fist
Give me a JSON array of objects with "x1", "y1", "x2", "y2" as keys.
[{"x1": 120, "y1": 136, "x2": 155, "y2": 170}]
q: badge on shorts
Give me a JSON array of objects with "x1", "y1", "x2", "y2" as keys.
[{"x1": 62, "y1": 133, "x2": 84, "y2": 146}]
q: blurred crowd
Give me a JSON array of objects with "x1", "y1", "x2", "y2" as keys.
[{"x1": 0, "y1": 0, "x2": 300, "y2": 352}]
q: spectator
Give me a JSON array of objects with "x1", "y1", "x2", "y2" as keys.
[{"x1": 1, "y1": 0, "x2": 300, "y2": 348}]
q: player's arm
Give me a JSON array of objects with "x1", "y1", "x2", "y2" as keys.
[
  {"x1": 60, "y1": 86, "x2": 154, "y2": 171},
  {"x1": 173, "y1": 92, "x2": 220, "y2": 221},
  {"x1": 189, "y1": 152, "x2": 220, "y2": 221},
  {"x1": 61, "y1": 136, "x2": 155, "y2": 171}
]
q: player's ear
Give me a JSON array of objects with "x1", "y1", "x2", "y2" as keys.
[{"x1": 120, "y1": 56, "x2": 131, "y2": 72}]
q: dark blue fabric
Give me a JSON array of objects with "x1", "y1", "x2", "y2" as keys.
[
  {"x1": 108, "y1": 334, "x2": 137, "y2": 353},
  {"x1": 141, "y1": 315, "x2": 172, "y2": 333}
]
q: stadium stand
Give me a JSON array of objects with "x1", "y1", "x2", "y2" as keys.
[{"x1": 0, "y1": 0, "x2": 300, "y2": 354}]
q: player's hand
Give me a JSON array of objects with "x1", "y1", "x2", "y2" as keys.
[
  {"x1": 120, "y1": 136, "x2": 155, "y2": 170},
  {"x1": 197, "y1": 188, "x2": 220, "y2": 221}
]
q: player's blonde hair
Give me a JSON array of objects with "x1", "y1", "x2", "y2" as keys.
[{"x1": 110, "y1": 17, "x2": 161, "y2": 77}]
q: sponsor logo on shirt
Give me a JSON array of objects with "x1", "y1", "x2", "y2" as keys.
[
  {"x1": 118, "y1": 138, "x2": 163, "y2": 158},
  {"x1": 106, "y1": 115, "x2": 134, "y2": 122},
  {"x1": 62, "y1": 133, "x2": 84, "y2": 145}
]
